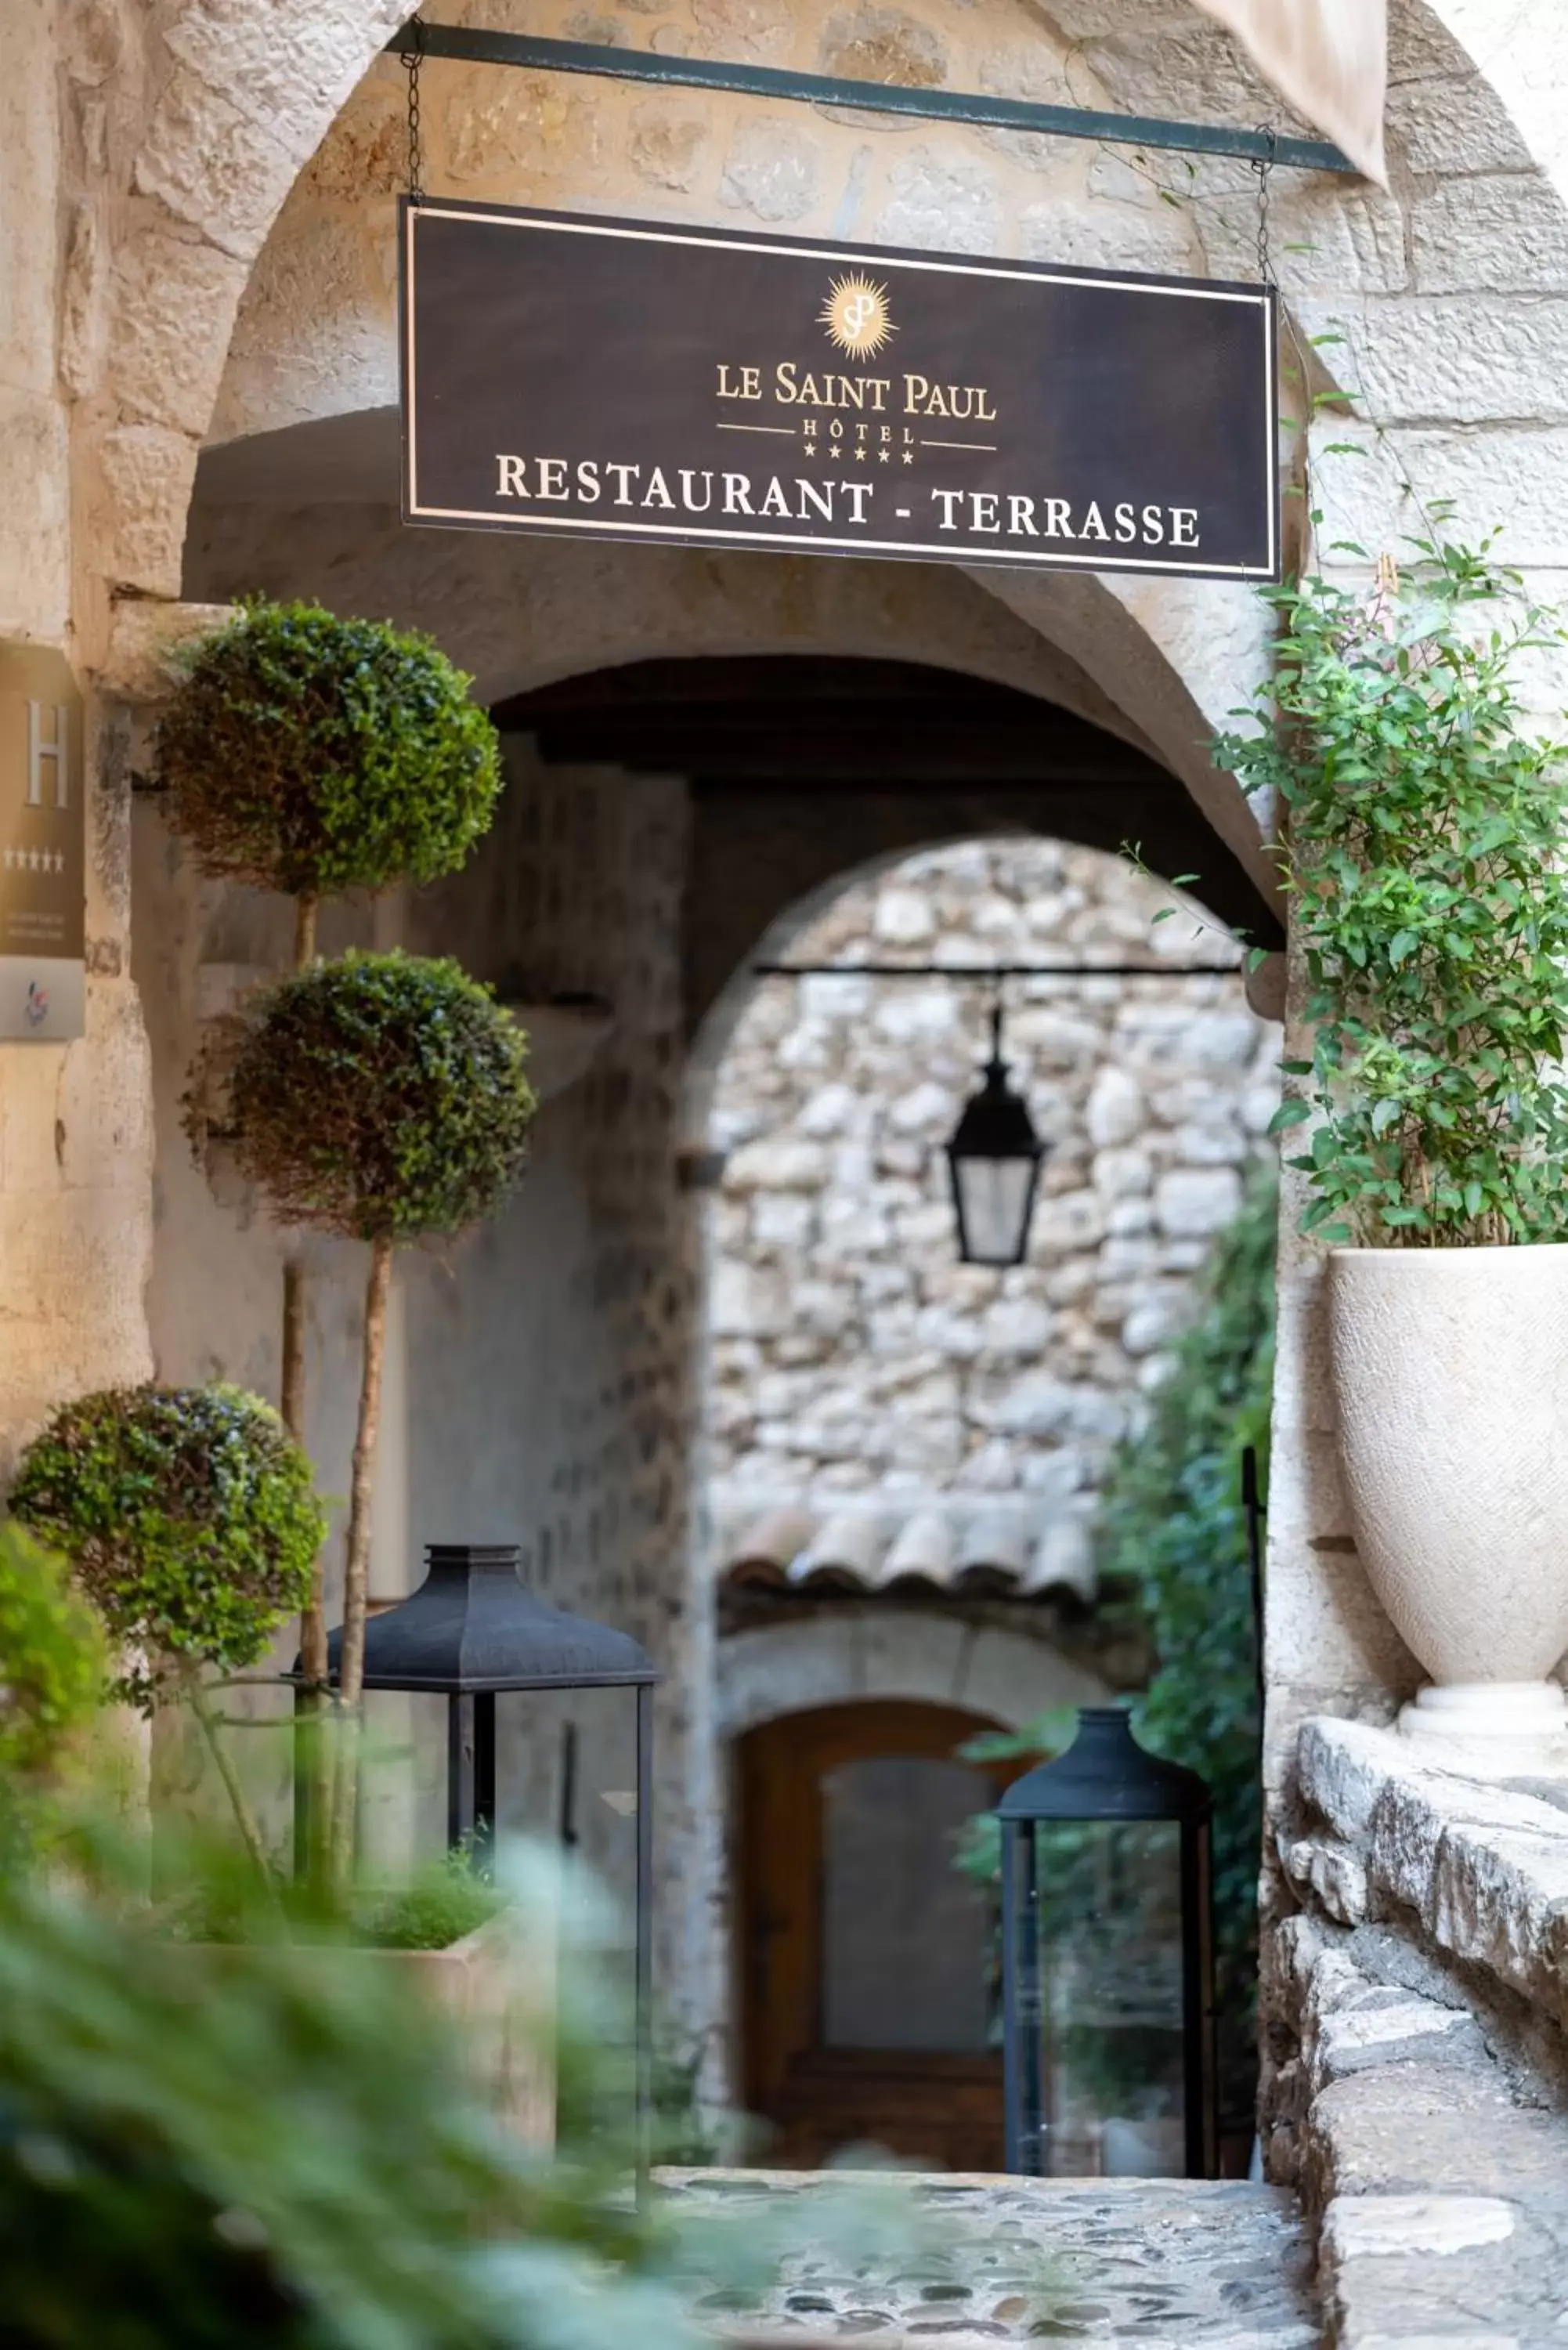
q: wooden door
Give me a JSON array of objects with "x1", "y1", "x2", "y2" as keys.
[{"x1": 738, "y1": 1699, "x2": 1026, "y2": 2171}]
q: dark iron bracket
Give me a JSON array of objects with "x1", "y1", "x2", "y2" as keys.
[{"x1": 386, "y1": 22, "x2": 1356, "y2": 177}]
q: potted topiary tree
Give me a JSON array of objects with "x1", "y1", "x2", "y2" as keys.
[
  {"x1": 1219, "y1": 536, "x2": 1568, "y2": 1759},
  {"x1": 223, "y1": 951, "x2": 536, "y2": 1879},
  {"x1": 152, "y1": 597, "x2": 504, "y2": 1729},
  {"x1": 9, "y1": 1385, "x2": 325, "y2": 1878}
]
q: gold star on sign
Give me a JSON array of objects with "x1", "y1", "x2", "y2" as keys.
[
  {"x1": 805, "y1": 440, "x2": 818, "y2": 458},
  {"x1": 901, "y1": 450, "x2": 913, "y2": 465},
  {"x1": 829, "y1": 445, "x2": 842, "y2": 460}
]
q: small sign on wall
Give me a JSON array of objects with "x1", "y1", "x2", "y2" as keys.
[
  {"x1": 401, "y1": 200, "x2": 1279, "y2": 584},
  {"x1": 0, "y1": 645, "x2": 86, "y2": 1042}
]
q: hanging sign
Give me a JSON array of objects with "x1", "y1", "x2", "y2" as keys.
[
  {"x1": 0, "y1": 644, "x2": 85, "y2": 1042},
  {"x1": 401, "y1": 199, "x2": 1278, "y2": 584}
]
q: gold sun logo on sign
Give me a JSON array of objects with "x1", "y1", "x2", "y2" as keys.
[{"x1": 819, "y1": 272, "x2": 896, "y2": 360}]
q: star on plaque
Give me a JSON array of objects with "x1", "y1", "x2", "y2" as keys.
[
  {"x1": 878, "y1": 448, "x2": 891, "y2": 464},
  {"x1": 901, "y1": 450, "x2": 913, "y2": 465},
  {"x1": 805, "y1": 441, "x2": 818, "y2": 459},
  {"x1": 829, "y1": 446, "x2": 842, "y2": 461}
]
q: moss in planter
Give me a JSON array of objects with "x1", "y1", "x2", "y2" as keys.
[{"x1": 169, "y1": 1852, "x2": 507, "y2": 1952}]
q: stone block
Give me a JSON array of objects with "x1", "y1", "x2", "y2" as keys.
[
  {"x1": 719, "y1": 117, "x2": 822, "y2": 222},
  {"x1": 1304, "y1": 291, "x2": 1568, "y2": 428},
  {"x1": 1091, "y1": 1144, "x2": 1151, "y2": 1200},
  {"x1": 1387, "y1": 74, "x2": 1531, "y2": 175},
  {"x1": 724, "y1": 1137, "x2": 827, "y2": 1191},
  {"x1": 442, "y1": 67, "x2": 605, "y2": 188},
  {"x1": 819, "y1": 5, "x2": 945, "y2": 89},
  {"x1": 133, "y1": 66, "x2": 299, "y2": 261},
  {"x1": 1085, "y1": 1063, "x2": 1143, "y2": 1148},
  {"x1": 627, "y1": 99, "x2": 710, "y2": 193},
  {"x1": 0, "y1": 389, "x2": 69, "y2": 642},
  {"x1": 96, "y1": 423, "x2": 198, "y2": 598},
  {"x1": 1154, "y1": 1165, "x2": 1241, "y2": 1237},
  {"x1": 1019, "y1": 199, "x2": 1198, "y2": 275},
  {"x1": 1413, "y1": 174, "x2": 1568, "y2": 294},
  {"x1": 163, "y1": 0, "x2": 408, "y2": 153},
  {"x1": 689, "y1": 0, "x2": 793, "y2": 60},
  {"x1": 109, "y1": 226, "x2": 249, "y2": 436},
  {"x1": 877, "y1": 147, "x2": 1002, "y2": 257}
]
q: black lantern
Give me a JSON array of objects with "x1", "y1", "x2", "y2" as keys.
[
  {"x1": 996, "y1": 1708, "x2": 1216, "y2": 2180},
  {"x1": 323, "y1": 1544, "x2": 659, "y2": 2141},
  {"x1": 945, "y1": 1004, "x2": 1046, "y2": 1265}
]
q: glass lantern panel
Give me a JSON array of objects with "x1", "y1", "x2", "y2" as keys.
[
  {"x1": 1013, "y1": 1817, "x2": 1187, "y2": 2178},
  {"x1": 822, "y1": 1755, "x2": 991, "y2": 2052},
  {"x1": 953, "y1": 1155, "x2": 1036, "y2": 1265}
]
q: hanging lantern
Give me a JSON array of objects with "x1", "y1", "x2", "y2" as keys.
[
  {"x1": 995, "y1": 1708, "x2": 1218, "y2": 2180},
  {"x1": 945, "y1": 1002, "x2": 1046, "y2": 1265}
]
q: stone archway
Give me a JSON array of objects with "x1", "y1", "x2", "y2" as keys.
[{"x1": 718, "y1": 1611, "x2": 1110, "y2": 1739}]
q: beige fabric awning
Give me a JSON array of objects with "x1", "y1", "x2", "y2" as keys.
[{"x1": 1190, "y1": 0, "x2": 1388, "y2": 184}]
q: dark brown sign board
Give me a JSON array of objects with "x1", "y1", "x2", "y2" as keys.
[{"x1": 401, "y1": 197, "x2": 1279, "y2": 584}]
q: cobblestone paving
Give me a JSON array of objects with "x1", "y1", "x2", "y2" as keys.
[{"x1": 660, "y1": 2171, "x2": 1320, "y2": 2350}]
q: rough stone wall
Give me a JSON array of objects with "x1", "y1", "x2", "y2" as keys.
[
  {"x1": 706, "y1": 838, "x2": 1279, "y2": 1556},
  {"x1": 407, "y1": 738, "x2": 711, "y2": 1983}
]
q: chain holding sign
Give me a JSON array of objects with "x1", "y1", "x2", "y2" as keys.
[
  {"x1": 0, "y1": 645, "x2": 86, "y2": 1042},
  {"x1": 401, "y1": 201, "x2": 1279, "y2": 585}
]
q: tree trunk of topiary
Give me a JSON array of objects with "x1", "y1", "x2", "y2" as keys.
[
  {"x1": 287, "y1": 891, "x2": 328, "y2": 1882},
  {"x1": 330, "y1": 1231, "x2": 394, "y2": 1885}
]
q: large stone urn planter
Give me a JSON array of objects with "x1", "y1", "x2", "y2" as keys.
[{"x1": 1328, "y1": 1244, "x2": 1568, "y2": 1762}]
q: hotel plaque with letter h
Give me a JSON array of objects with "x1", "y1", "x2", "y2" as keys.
[{"x1": 0, "y1": 643, "x2": 86, "y2": 1042}]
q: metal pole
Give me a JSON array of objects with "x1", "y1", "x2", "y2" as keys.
[
  {"x1": 385, "y1": 23, "x2": 1357, "y2": 175},
  {"x1": 447, "y1": 1692, "x2": 476, "y2": 1851},
  {"x1": 1242, "y1": 1444, "x2": 1266, "y2": 1723},
  {"x1": 1002, "y1": 1819, "x2": 1045, "y2": 2175},
  {"x1": 1183, "y1": 1816, "x2": 1219, "y2": 2178},
  {"x1": 473, "y1": 1690, "x2": 497, "y2": 1874},
  {"x1": 634, "y1": 1681, "x2": 655, "y2": 2196}
]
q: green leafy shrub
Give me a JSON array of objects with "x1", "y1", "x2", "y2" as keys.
[
  {"x1": 224, "y1": 952, "x2": 536, "y2": 1246},
  {"x1": 1097, "y1": 1166, "x2": 1275, "y2": 2127},
  {"x1": 151, "y1": 598, "x2": 503, "y2": 906},
  {"x1": 1216, "y1": 537, "x2": 1568, "y2": 1244},
  {"x1": 0, "y1": 1526, "x2": 106, "y2": 1784},
  {"x1": 0, "y1": 1817, "x2": 1000, "y2": 2350},
  {"x1": 9, "y1": 1385, "x2": 323, "y2": 1713},
  {"x1": 955, "y1": 1175, "x2": 1274, "y2": 2135}
]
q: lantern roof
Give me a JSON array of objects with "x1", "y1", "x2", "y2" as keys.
[
  {"x1": 320, "y1": 1543, "x2": 659, "y2": 1694},
  {"x1": 996, "y1": 1705, "x2": 1211, "y2": 1824}
]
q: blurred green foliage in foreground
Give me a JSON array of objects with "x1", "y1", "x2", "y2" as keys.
[{"x1": 0, "y1": 1528, "x2": 1013, "y2": 2348}]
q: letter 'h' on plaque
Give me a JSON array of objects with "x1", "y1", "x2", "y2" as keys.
[{"x1": 27, "y1": 703, "x2": 70, "y2": 811}]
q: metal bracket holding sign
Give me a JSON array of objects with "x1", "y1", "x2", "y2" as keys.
[
  {"x1": 385, "y1": 23, "x2": 1357, "y2": 178},
  {"x1": 401, "y1": 201, "x2": 1279, "y2": 584},
  {"x1": 0, "y1": 644, "x2": 86, "y2": 1042}
]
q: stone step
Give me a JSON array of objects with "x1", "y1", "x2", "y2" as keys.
[{"x1": 659, "y1": 2168, "x2": 1318, "y2": 2348}]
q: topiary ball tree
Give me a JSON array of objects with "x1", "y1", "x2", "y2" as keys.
[
  {"x1": 157, "y1": 597, "x2": 505, "y2": 1765},
  {"x1": 10, "y1": 1385, "x2": 325, "y2": 1880},
  {"x1": 151, "y1": 599, "x2": 504, "y2": 961},
  {"x1": 226, "y1": 952, "x2": 537, "y2": 1880}
]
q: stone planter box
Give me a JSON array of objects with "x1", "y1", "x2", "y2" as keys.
[
  {"x1": 186, "y1": 1904, "x2": 555, "y2": 2146},
  {"x1": 357, "y1": 1905, "x2": 556, "y2": 2146}
]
